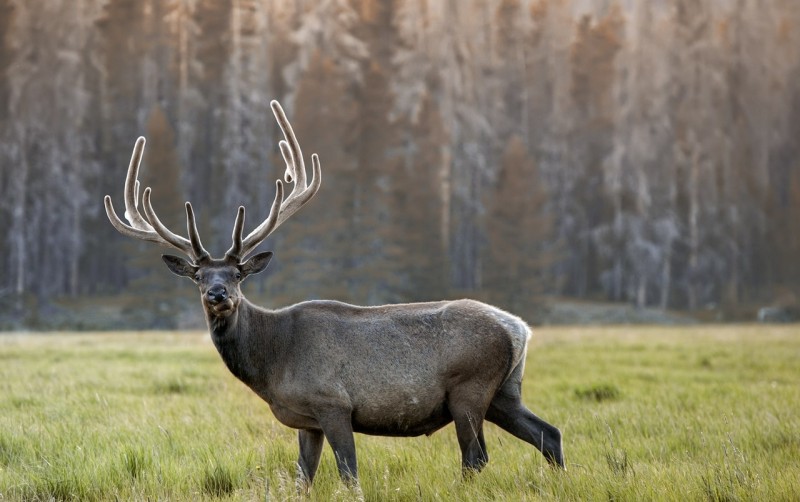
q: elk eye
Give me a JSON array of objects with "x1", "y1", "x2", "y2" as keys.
[
  {"x1": 194, "y1": 273, "x2": 200, "y2": 281},
  {"x1": 235, "y1": 272, "x2": 242, "y2": 280}
]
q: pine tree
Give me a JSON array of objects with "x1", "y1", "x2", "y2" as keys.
[
  {"x1": 0, "y1": 0, "x2": 13, "y2": 116},
  {"x1": 346, "y1": 0, "x2": 407, "y2": 304},
  {"x1": 0, "y1": 0, "x2": 16, "y2": 304},
  {"x1": 124, "y1": 106, "x2": 189, "y2": 327},
  {"x1": 392, "y1": 90, "x2": 450, "y2": 301},
  {"x1": 670, "y1": 0, "x2": 725, "y2": 309},
  {"x1": 564, "y1": 4, "x2": 624, "y2": 298},
  {"x1": 485, "y1": 136, "x2": 556, "y2": 317},
  {"x1": 95, "y1": 0, "x2": 151, "y2": 292},
  {"x1": 4, "y1": 0, "x2": 94, "y2": 304},
  {"x1": 265, "y1": 50, "x2": 358, "y2": 306}
]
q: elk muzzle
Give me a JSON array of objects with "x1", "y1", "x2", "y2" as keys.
[
  {"x1": 205, "y1": 285, "x2": 236, "y2": 316},
  {"x1": 207, "y1": 285, "x2": 228, "y2": 304}
]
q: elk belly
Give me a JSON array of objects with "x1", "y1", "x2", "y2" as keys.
[{"x1": 350, "y1": 393, "x2": 452, "y2": 437}]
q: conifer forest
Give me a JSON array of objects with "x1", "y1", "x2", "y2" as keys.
[{"x1": 1, "y1": 0, "x2": 799, "y2": 328}]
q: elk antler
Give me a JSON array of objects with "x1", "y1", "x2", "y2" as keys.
[
  {"x1": 105, "y1": 100, "x2": 320, "y2": 264},
  {"x1": 225, "y1": 100, "x2": 321, "y2": 261},
  {"x1": 103, "y1": 137, "x2": 211, "y2": 263}
]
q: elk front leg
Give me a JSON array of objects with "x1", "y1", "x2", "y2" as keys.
[
  {"x1": 316, "y1": 408, "x2": 358, "y2": 484},
  {"x1": 453, "y1": 412, "x2": 489, "y2": 473},
  {"x1": 297, "y1": 429, "x2": 324, "y2": 489},
  {"x1": 449, "y1": 396, "x2": 490, "y2": 474},
  {"x1": 449, "y1": 385, "x2": 492, "y2": 474}
]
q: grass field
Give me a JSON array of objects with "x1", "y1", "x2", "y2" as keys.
[{"x1": 0, "y1": 326, "x2": 798, "y2": 501}]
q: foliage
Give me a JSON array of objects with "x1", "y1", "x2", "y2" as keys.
[
  {"x1": 1, "y1": 326, "x2": 799, "y2": 500},
  {"x1": 1, "y1": 0, "x2": 800, "y2": 328}
]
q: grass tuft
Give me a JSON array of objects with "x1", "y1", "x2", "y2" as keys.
[
  {"x1": 152, "y1": 377, "x2": 191, "y2": 395},
  {"x1": 201, "y1": 459, "x2": 239, "y2": 497},
  {"x1": 9, "y1": 396, "x2": 39, "y2": 409},
  {"x1": 605, "y1": 449, "x2": 630, "y2": 477},
  {"x1": 121, "y1": 445, "x2": 152, "y2": 480},
  {"x1": 27, "y1": 470, "x2": 96, "y2": 502},
  {"x1": 701, "y1": 434, "x2": 761, "y2": 502},
  {"x1": 0, "y1": 434, "x2": 22, "y2": 466},
  {"x1": 574, "y1": 383, "x2": 621, "y2": 402}
]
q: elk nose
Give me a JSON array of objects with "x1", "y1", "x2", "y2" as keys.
[{"x1": 207, "y1": 286, "x2": 228, "y2": 304}]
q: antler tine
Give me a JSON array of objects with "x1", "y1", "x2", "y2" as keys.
[
  {"x1": 276, "y1": 153, "x2": 321, "y2": 228},
  {"x1": 123, "y1": 137, "x2": 153, "y2": 231},
  {"x1": 279, "y1": 140, "x2": 296, "y2": 184},
  {"x1": 141, "y1": 187, "x2": 196, "y2": 258},
  {"x1": 185, "y1": 202, "x2": 211, "y2": 262},
  {"x1": 105, "y1": 137, "x2": 197, "y2": 256},
  {"x1": 239, "y1": 180, "x2": 284, "y2": 259},
  {"x1": 237, "y1": 101, "x2": 321, "y2": 259},
  {"x1": 273, "y1": 101, "x2": 306, "y2": 190},
  {"x1": 104, "y1": 195, "x2": 168, "y2": 245},
  {"x1": 224, "y1": 206, "x2": 247, "y2": 261}
]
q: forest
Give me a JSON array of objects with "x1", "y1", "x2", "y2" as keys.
[{"x1": 1, "y1": 0, "x2": 799, "y2": 329}]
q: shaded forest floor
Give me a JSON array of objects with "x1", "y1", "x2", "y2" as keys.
[
  {"x1": 538, "y1": 299, "x2": 699, "y2": 325},
  {"x1": 0, "y1": 294, "x2": 742, "y2": 331},
  {"x1": 1, "y1": 326, "x2": 799, "y2": 500}
]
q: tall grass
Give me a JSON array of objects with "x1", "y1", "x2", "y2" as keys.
[{"x1": 0, "y1": 326, "x2": 798, "y2": 500}]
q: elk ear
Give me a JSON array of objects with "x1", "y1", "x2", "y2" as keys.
[
  {"x1": 162, "y1": 254, "x2": 198, "y2": 279},
  {"x1": 241, "y1": 251, "x2": 273, "y2": 279}
]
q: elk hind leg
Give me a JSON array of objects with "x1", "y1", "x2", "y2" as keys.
[{"x1": 486, "y1": 393, "x2": 564, "y2": 468}]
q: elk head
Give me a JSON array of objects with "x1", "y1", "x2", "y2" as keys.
[{"x1": 104, "y1": 101, "x2": 320, "y2": 318}]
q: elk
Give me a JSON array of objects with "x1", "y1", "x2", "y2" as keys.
[{"x1": 104, "y1": 100, "x2": 564, "y2": 487}]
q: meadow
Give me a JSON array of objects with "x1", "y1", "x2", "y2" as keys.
[{"x1": 0, "y1": 325, "x2": 798, "y2": 501}]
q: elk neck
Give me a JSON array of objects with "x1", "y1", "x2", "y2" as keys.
[{"x1": 205, "y1": 297, "x2": 286, "y2": 392}]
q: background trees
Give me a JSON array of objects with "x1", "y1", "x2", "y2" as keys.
[{"x1": 1, "y1": 0, "x2": 799, "y2": 328}]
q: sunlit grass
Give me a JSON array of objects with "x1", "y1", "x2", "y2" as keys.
[{"x1": 0, "y1": 326, "x2": 798, "y2": 500}]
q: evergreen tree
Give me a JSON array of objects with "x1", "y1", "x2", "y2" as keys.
[
  {"x1": 565, "y1": 4, "x2": 624, "y2": 298},
  {"x1": 95, "y1": 0, "x2": 151, "y2": 291},
  {"x1": 347, "y1": 0, "x2": 407, "y2": 304},
  {"x1": 485, "y1": 136, "x2": 556, "y2": 317},
  {"x1": 0, "y1": 0, "x2": 13, "y2": 117},
  {"x1": 266, "y1": 50, "x2": 358, "y2": 306},
  {"x1": 392, "y1": 90, "x2": 450, "y2": 301},
  {"x1": 0, "y1": 0, "x2": 16, "y2": 302},
  {"x1": 193, "y1": 0, "x2": 233, "y2": 245},
  {"x1": 124, "y1": 106, "x2": 189, "y2": 327},
  {"x1": 3, "y1": 0, "x2": 800, "y2": 326}
]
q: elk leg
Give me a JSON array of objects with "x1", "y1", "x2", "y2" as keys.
[
  {"x1": 486, "y1": 394, "x2": 564, "y2": 468},
  {"x1": 450, "y1": 406, "x2": 489, "y2": 473},
  {"x1": 316, "y1": 408, "x2": 358, "y2": 484},
  {"x1": 296, "y1": 429, "x2": 324, "y2": 489},
  {"x1": 477, "y1": 427, "x2": 488, "y2": 466}
]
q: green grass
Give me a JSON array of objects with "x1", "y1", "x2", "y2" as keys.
[{"x1": 0, "y1": 326, "x2": 798, "y2": 500}]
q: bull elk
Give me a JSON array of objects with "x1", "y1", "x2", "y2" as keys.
[{"x1": 104, "y1": 101, "x2": 564, "y2": 487}]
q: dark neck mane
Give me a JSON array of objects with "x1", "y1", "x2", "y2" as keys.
[
  {"x1": 209, "y1": 309, "x2": 237, "y2": 338},
  {"x1": 206, "y1": 304, "x2": 252, "y2": 383},
  {"x1": 204, "y1": 299, "x2": 284, "y2": 396}
]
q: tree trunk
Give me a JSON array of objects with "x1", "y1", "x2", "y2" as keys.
[
  {"x1": 687, "y1": 146, "x2": 700, "y2": 310},
  {"x1": 10, "y1": 138, "x2": 29, "y2": 314},
  {"x1": 659, "y1": 244, "x2": 672, "y2": 310}
]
